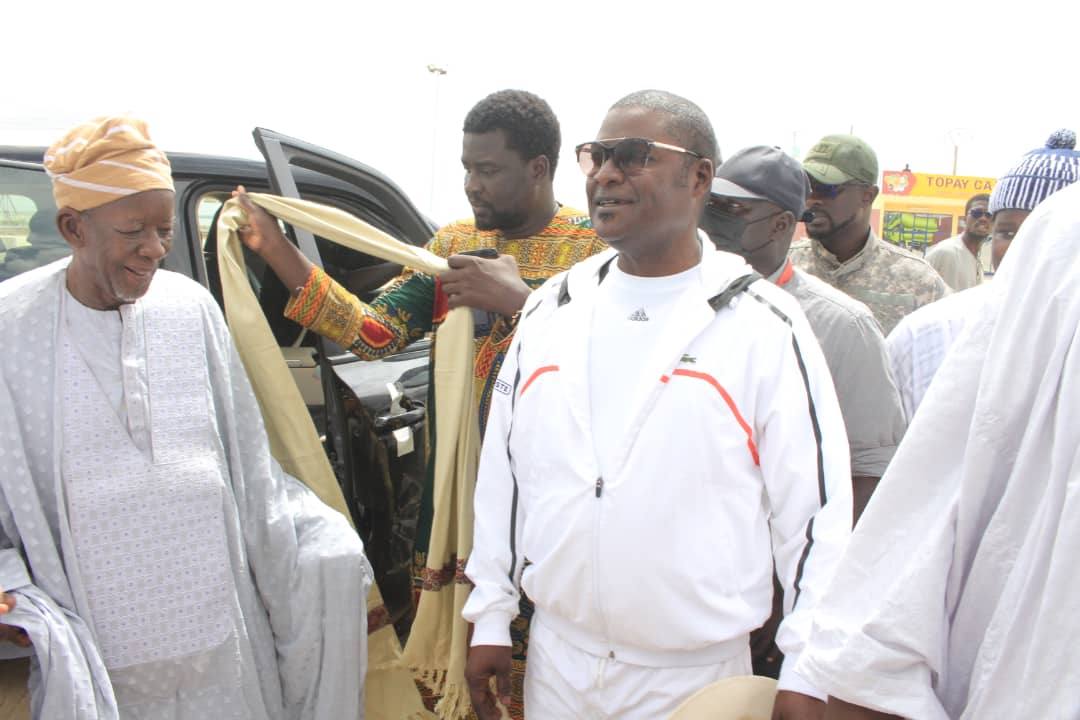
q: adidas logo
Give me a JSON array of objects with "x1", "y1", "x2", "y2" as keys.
[{"x1": 628, "y1": 308, "x2": 649, "y2": 322}]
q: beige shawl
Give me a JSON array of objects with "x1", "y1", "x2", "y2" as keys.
[{"x1": 218, "y1": 193, "x2": 479, "y2": 719}]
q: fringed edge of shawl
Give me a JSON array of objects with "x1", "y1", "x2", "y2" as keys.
[
  {"x1": 410, "y1": 666, "x2": 448, "y2": 694},
  {"x1": 404, "y1": 667, "x2": 476, "y2": 720},
  {"x1": 433, "y1": 681, "x2": 473, "y2": 720}
]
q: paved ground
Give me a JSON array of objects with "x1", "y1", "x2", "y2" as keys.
[{"x1": 0, "y1": 658, "x2": 29, "y2": 720}]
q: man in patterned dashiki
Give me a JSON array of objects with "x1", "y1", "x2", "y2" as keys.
[{"x1": 235, "y1": 89, "x2": 606, "y2": 719}]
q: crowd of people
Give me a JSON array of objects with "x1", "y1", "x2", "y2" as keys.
[{"x1": 0, "y1": 88, "x2": 1078, "y2": 720}]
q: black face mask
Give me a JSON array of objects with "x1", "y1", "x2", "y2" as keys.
[{"x1": 699, "y1": 208, "x2": 781, "y2": 257}]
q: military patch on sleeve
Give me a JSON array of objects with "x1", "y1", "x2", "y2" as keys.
[{"x1": 494, "y1": 378, "x2": 512, "y2": 395}]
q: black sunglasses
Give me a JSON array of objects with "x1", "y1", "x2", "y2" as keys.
[
  {"x1": 968, "y1": 208, "x2": 992, "y2": 219},
  {"x1": 808, "y1": 178, "x2": 868, "y2": 199},
  {"x1": 575, "y1": 137, "x2": 702, "y2": 177}
]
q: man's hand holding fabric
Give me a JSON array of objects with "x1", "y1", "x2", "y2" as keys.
[
  {"x1": 232, "y1": 186, "x2": 315, "y2": 292},
  {"x1": 443, "y1": 252, "x2": 531, "y2": 317},
  {"x1": 0, "y1": 590, "x2": 30, "y2": 647}
]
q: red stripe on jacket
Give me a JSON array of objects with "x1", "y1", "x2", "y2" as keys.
[
  {"x1": 520, "y1": 365, "x2": 560, "y2": 396},
  {"x1": 661, "y1": 369, "x2": 760, "y2": 465}
]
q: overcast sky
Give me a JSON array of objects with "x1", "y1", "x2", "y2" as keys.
[{"x1": 7, "y1": 0, "x2": 1077, "y2": 225}]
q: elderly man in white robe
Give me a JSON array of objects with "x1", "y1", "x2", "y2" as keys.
[
  {"x1": 0, "y1": 115, "x2": 372, "y2": 719},
  {"x1": 795, "y1": 180, "x2": 1080, "y2": 718}
]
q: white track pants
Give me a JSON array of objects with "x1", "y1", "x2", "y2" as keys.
[{"x1": 524, "y1": 613, "x2": 751, "y2": 720}]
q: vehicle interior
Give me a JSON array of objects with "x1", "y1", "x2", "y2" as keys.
[{"x1": 0, "y1": 161, "x2": 71, "y2": 282}]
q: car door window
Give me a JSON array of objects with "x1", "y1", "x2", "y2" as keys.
[
  {"x1": 194, "y1": 181, "x2": 416, "y2": 349},
  {"x1": 0, "y1": 164, "x2": 68, "y2": 283},
  {"x1": 252, "y1": 129, "x2": 436, "y2": 300},
  {"x1": 197, "y1": 194, "x2": 224, "y2": 248},
  {"x1": 251, "y1": 131, "x2": 437, "y2": 635}
]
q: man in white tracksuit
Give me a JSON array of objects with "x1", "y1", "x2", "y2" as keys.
[{"x1": 463, "y1": 90, "x2": 853, "y2": 720}]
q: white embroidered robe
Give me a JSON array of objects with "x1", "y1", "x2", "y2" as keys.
[{"x1": 0, "y1": 259, "x2": 372, "y2": 719}]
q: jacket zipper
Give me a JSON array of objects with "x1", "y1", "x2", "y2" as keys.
[{"x1": 591, "y1": 476, "x2": 614, "y2": 671}]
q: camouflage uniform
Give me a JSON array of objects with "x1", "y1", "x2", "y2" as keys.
[{"x1": 790, "y1": 230, "x2": 948, "y2": 336}]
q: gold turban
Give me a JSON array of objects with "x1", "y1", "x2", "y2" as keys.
[{"x1": 44, "y1": 115, "x2": 174, "y2": 211}]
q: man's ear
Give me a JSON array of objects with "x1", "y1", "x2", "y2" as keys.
[
  {"x1": 691, "y1": 158, "x2": 714, "y2": 197},
  {"x1": 862, "y1": 185, "x2": 880, "y2": 206},
  {"x1": 772, "y1": 211, "x2": 795, "y2": 239},
  {"x1": 530, "y1": 154, "x2": 551, "y2": 181},
  {"x1": 56, "y1": 208, "x2": 84, "y2": 249}
]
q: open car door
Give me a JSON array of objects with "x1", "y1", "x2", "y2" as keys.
[{"x1": 253, "y1": 128, "x2": 435, "y2": 636}]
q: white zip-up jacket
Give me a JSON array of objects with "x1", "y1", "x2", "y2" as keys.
[{"x1": 463, "y1": 245, "x2": 852, "y2": 698}]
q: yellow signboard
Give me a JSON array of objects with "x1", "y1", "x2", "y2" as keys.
[{"x1": 881, "y1": 170, "x2": 996, "y2": 200}]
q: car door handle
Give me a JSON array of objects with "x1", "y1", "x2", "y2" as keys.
[{"x1": 374, "y1": 407, "x2": 425, "y2": 431}]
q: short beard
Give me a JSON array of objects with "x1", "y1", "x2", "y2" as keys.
[
  {"x1": 807, "y1": 212, "x2": 857, "y2": 247},
  {"x1": 476, "y1": 208, "x2": 528, "y2": 232}
]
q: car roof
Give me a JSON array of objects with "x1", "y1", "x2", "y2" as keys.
[
  {"x1": 2, "y1": 145, "x2": 279, "y2": 181},
  {"x1": 0, "y1": 142, "x2": 439, "y2": 235}
]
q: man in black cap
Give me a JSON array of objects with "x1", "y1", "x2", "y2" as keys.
[
  {"x1": 700, "y1": 146, "x2": 907, "y2": 680},
  {"x1": 700, "y1": 146, "x2": 906, "y2": 524}
]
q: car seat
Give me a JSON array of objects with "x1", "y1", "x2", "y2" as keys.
[{"x1": 1, "y1": 208, "x2": 70, "y2": 279}]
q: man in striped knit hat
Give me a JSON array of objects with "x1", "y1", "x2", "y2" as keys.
[
  {"x1": 237, "y1": 89, "x2": 606, "y2": 719},
  {"x1": 885, "y1": 129, "x2": 1079, "y2": 420}
]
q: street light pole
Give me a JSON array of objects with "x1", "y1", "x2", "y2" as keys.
[
  {"x1": 946, "y1": 128, "x2": 972, "y2": 176},
  {"x1": 427, "y1": 64, "x2": 448, "y2": 219}
]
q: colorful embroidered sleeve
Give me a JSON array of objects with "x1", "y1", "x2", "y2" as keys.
[{"x1": 284, "y1": 266, "x2": 437, "y2": 359}]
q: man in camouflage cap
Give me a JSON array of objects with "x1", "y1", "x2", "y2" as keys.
[{"x1": 789, "y1": 135, "x2": 947, "y2": 335}]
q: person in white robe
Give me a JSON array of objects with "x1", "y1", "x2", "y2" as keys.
[
  {"x1": 0, "y1": 115, "x2": 372, "y2": 720},
  {"x1": 795, "y1": 180, "x2": 1080, "y2": 719}
]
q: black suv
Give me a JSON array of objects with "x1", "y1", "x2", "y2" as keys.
[{"x1": 0, "y1": 129, "x2": 436, "y2": 635}]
